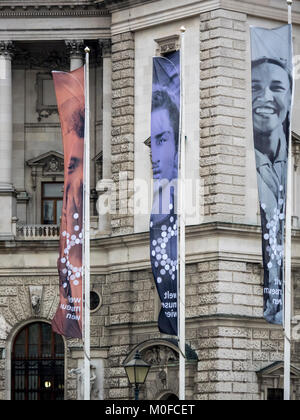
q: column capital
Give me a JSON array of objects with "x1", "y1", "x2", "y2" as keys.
[
  {"x1": 99, "y1": 39, "x2": 111, "y2": 58},
  {"x1": 65, "y1": 39, "x2": 84, "y2": 60},
  {"x1": 0, "y1": 41, "x2": 14, "y2": 60}
]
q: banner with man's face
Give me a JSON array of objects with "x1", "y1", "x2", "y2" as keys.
[
  {"x1": 150, "y1": 51, "x2": 180, "y2": 336},
  {"x1": 52, "y1": 67, "x2": 85, "y2": 338},
  {"x1": 250, "y1": 25, "x2": 293, "y2": 325}
]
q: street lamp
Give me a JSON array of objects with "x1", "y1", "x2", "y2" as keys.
[{"x1": 124, "y1": 351, "x2": 151, "y2": 400}]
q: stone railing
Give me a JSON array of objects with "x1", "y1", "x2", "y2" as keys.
[{"x1": 16, "y1": 224, "x2": 60, "y2": 240}]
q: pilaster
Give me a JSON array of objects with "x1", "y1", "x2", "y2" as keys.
[
  {"x1": 97, "y1": 39, "x2": 112, "y2": 234},
  {"x1": 110, "y1": 32, "x2": 135, "y2": 235}
]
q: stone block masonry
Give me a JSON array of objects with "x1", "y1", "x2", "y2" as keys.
[
  {"x1": 111, "y1": 32, "x2": 135, "y2": 235},
  {"x1": 200, "y1": 10, "x2": 247, "y2": 223}
]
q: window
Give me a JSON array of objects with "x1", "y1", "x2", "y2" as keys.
[
  {"x1": 90, "y1": 291, "x2": 101, "y2": 312},
  {"x1": 12, "y1": 322, "x2": 64, "y2": 401},
  {"x1": 267, "y1": 388, "x2": 284, "y2": 400},
  {"x1": 42, "y1": 182, "x2": 63, "y2": 225}
]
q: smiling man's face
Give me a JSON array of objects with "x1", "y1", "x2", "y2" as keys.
[{"x1": 252, "y1": 62, "x2": 291, "y2": 135}]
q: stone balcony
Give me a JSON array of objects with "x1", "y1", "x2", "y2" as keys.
[{"x1": 16, "y1": 224, "x2": 60, "y2": 240}]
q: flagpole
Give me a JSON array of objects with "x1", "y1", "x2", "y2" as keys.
[
  {"x1": 84, "y1": 46, "x2": 91, "y2": 401},
  {"x1": 284, "y1": 0, "x2": 293, "y2": 401},
  {"x1": 179, "y1": 25, "x2": 186, "y2": 401}
]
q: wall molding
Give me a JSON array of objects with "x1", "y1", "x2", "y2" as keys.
[{"x1": 110, "y1": 0, "x2": 300, "y2": 35}]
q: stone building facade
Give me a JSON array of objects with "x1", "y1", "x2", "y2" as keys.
[{"x1": 1, "y1": 0, "x2": 300, "y2": 400}]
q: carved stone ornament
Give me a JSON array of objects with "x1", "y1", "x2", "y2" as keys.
[
  {"x1": 155, "y1": 35, "x2": 180, "y2": 56},
  {"x1": 65, "y1": 40, "x2": 84, "y2": 59},
  {"x1": 45, "y1": 157, "x2": 64, "y2": 174},
  {"x1": 29, "y1": 286, "x2": 43, "y2": 316},
  {"x1": 69, "y1": 365, "x2": 100, "y2": 400},
  {"x1": 141, "y1": 345, "x2": 179, "y2": 366},
  {"x1": 0, "y1": 41, "x2": 14, "y2": 59}
]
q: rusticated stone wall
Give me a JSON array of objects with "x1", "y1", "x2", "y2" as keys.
[
  {"x1": 111, "y1": 32, "x2": 135, "y2": 235},
  {"x1": 99, "y1": 262, "x2": 296, "y2": 400},
  {"x1": 200, "y1": 9, "x2": 247, "y2": 223}
]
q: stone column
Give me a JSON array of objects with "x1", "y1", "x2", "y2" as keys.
[
  {"x1": 100, "y1": 39, "x2": 112, "y2": 180},
  {"x1": 65, "y1": 40, "x2": 84, "y2": 71},
  {"x1": 0, "y1": 41, "x2": 15, "y2": 239},
  {"x1": 96, "y1": 39, "x2": 112, "y2": 234}
]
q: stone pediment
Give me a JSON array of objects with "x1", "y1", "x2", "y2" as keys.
[
  {"x1": 257, "y1": 361, "x2": 300, "y2": 379},
  {"x1": 27, "y1": 151, "x2": 64, "y2": 176}
]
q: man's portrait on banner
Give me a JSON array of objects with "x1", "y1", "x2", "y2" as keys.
[
  {"x1": 149, "y1": 52, "x2": 180, "y2": 336},
  {"x1": 52, "y1": 68, "x2": 85, "y2": 338},
  {"x1": 151, "y1": 89, "x2": 179, "y2": 183}
]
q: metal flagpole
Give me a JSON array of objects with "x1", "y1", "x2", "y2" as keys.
[
  {"x1": 284, "y1": 0, "x2": 293, "y2": 401},
  {"x1": 84, "y1": 46, "x2": 91, "y2": 401},
  {"x1": 179, "y1": 25, "x2": 186, "y2": 401}
]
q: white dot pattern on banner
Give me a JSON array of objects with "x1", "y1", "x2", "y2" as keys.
[
  {"x1": 261, "y1": 187, "x2": 285, "y2": 273},
  {"x1": 60, "y1": 213, "x2": 83, "y2": 289},
  {"x1": 150, "y1": 215, "x2": 178, "y2": 285}
]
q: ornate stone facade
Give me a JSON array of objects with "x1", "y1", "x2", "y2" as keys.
[{"x1": 1, "y1": 0, "x2": 300, "y2": 401}]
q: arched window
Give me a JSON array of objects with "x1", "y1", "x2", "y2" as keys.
[{"x1": 11, "y1": 322, "x2": 65, "y2": 400}]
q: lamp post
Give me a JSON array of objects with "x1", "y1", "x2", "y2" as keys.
[{"x1": 124, "y1": 351, "x2": 151, "y2": 400}]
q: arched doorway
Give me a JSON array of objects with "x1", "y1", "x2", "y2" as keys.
[
  {"x1": 11, "y1": 322, "x2": 65, "y2": 400},
  {"x1": 160, "y1": 392, "x2": 179, "y2": 401}
]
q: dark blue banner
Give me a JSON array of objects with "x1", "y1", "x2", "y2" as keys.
[
  {"x1": 250, "y1": 25, "x2": 293, "y2": 325},
  {"x1": 150, "y1": 51, "x2": 180, "y2": 336}
]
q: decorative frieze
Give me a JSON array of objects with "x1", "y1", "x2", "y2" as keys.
[
  {"x1": 13, "y1": 47, "x2": 69, "y2": 70},
  {"x1": 0, "y1": 4, "x2": 109, "y2": 18}
]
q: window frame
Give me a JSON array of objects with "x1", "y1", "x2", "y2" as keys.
[
  {"x1": 11, "y1": 322, "x2": 65, "y2": 401},
  {"x1": 41, "y1": 182, "x2": 64, "y2": 225}
]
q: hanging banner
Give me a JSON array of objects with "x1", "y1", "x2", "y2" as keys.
[
  {"x1": 52, "y1": 67, "x2": 85, "y2": 338},
  {"x1": 250, "y1": 25, "x2": 293, "y2": 324},
  {"x1": 150, "y1": 51, "x2": 180, "y2": 336}
]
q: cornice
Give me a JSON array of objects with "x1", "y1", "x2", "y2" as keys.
[
  {"x1": 109, "y1": 0, "x2": 300, "y2": 35},
  {"x1": 103, "y1": 0, "x2": 156, "y2": 12},
  {"x1": 0, "y1": 3, "x2": 109, "y2": 18}
]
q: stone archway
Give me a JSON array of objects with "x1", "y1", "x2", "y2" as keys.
[
  {"x1": 158, "y1": 391, "x2": 179, "y2": 401},
  {"x1": 11, "y1": 321, "x2": 65, "y2": 400},
  {"x1": 124, "y1": 339, "x2": 197, "y2": 400}
]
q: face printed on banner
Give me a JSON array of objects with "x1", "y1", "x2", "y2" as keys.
[
  {"x1": 151, "y1": 90, "x2": 179, "y2": 182},
  {"x1": 59, "y1": 99, "x2": 84, "y2": 298},
  {"x1": 250, "y1": 24, "x2": 293, "y2": 326},
  {"x1": 150, "y1": 53, "x2": 180, "y2": 336},
  {"x1": 52, "y1": 67, "x2": 84, "y2": 339},
  {"x1": 252, "y1": 61, "x2": 292, "y2": 137}
]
